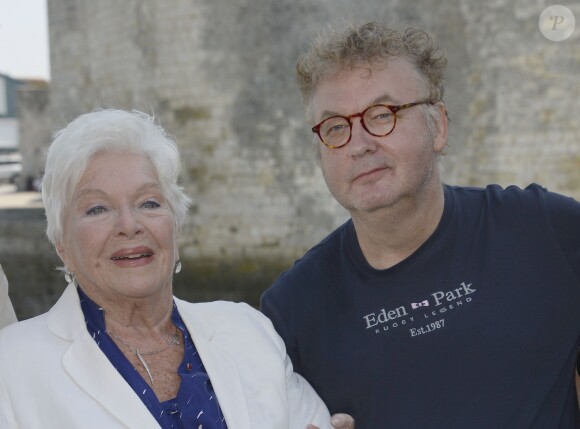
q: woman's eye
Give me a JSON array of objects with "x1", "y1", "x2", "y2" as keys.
[
  {"x1": 86, "y1": 206, "x2": 105, "y2": 215},
  {"x1": 142, "y1": 200, "x2": 161, "y2": 209}
]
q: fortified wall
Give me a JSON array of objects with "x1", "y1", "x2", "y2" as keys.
[{"x1": 5, "y1": 0, "x2": 580, "y2": 318}]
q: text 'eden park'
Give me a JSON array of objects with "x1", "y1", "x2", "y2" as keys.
[{"x1": 363, "y1": 282, "x2": 476, "y2": 329}]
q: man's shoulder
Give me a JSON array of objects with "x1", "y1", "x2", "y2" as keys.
[
  {"x1": 447, "y1": 183, "x2": 569, "y2": 209},
  {"x1": 447, "y1": 182, "x2": 543, "y2": 197},
  {"x1": 447, "y1": 184, "x2": 580, "y2": 235}
]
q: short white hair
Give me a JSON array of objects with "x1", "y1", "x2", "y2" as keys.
[{"x1": 41, "y1": 109, "x2": 191, "y2": 246}]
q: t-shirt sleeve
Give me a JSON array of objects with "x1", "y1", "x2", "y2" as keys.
[
  {"x1": 543, "y1": 190, "x2": 580, "y2": 283},
  {"x1": 535, "y1": 187, "x2": 580, "y2": 376}
]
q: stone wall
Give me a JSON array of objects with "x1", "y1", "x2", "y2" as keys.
[
  {"x1": 16, "y1": 82, "x2": 51, "y2": 190},
  {"x1": 0, "y1": 208, "x2": 62, "y2": 320},
  {"x1": 456, "y1": 1, "x2": 580, "y2": 199},
  {"x1": 7, "y1": 0, "x2": 580, "y2": 317},
  {"x1": 39, "y1": 0, "x2": 580, "y2": 251}
]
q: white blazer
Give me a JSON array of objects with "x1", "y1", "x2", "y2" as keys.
[{"x1": 0, "y1": 284, "x2": 332, "y2": 429}]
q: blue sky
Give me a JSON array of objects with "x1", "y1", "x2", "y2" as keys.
[{"x1": 0, "y1": 0, "x2": 50, "y2": 80}]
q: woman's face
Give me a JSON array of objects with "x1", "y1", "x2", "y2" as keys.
[{"x1": 57, "y1": 151, "x2": 178, "y2": 305}]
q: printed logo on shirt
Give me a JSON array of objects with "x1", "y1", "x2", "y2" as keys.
[{"x1": 362, "y1": 281, "x2": 477, "y2": 337}]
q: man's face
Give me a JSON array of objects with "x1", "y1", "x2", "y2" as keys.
[{"x1": 310, "y1": 58, "x2": 447, "y2": 215}]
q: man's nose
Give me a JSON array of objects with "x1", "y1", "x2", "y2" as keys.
[{"x1": 347, "y1": 117, "x2": 377, "y2": 158}]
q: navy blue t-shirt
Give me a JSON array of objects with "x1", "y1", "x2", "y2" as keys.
[{"x1": 261, "y1": 184, "x2": 580, "y2": 429}]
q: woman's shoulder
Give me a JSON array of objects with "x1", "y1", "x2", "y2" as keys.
[
  {"x1": 176, "y1": 299, "x2": 267, "y2": 325},
  {"x1": 175, "y1": 299, "x2": 282, "y2": 347}
]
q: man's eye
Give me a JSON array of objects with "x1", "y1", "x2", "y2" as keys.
[
  {"x1": 329, "y1": 124, "x2": 348, "y2": 133},
  {"x1": 86, "y1": 206, "x2": 105, "y2": 215},
  {"x1": 368, "y1": 112, "x2": 393, "y2": 122},
  {"x1": 323, "y1": 121, "x2": 349, "y2": 136}
]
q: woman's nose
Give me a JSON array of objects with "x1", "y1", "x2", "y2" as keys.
[{"x1": 115, "y1": 207, "x2": 143, "y2": 238}]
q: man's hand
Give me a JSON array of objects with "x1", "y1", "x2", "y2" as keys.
[{"x1": 307, "y1": 413, "x2": 355, "y2": 429}]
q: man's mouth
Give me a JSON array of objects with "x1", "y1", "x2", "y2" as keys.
[{"x1": 354, "y1": 166, "x2": 388, "y2": 181}]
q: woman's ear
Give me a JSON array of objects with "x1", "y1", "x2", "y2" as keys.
[{"x1": 55, "y1": 243, "x2": 70, "y2": 268}]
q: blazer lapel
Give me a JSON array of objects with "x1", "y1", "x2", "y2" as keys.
[
  {"x1": 48, "y1": 285, "x2": 160, "y2": 429},
  {"x1": 176, "y1": 299, "x2": 252, "y2": 429},
  {"x1": 63, "y1": 335, "x2": 161, "y2": 428}
]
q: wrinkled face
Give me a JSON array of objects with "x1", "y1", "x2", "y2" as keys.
[
  {"x1": 57, "y1": 151, "x2": 178, "y2": 305},
  {"x1": 311, "y1": 58, "x2": 447, "y2": 214}
]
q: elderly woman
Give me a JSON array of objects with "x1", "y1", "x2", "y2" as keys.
[{"x1": 0, "y1": 109, "x2": 353, "y2": 429}]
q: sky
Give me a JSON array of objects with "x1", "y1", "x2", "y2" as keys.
[{"x1": 0, "y1": 0, "x2": 50, "y2": 80}]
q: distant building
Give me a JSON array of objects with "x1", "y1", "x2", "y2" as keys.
[
  {"x1": 0, "y1": 74, "x2": 50, "y2": 189},
  {"x1": 0, "y1": 74, "x2": 25, "y2": 149},
  {"x1": 15, "y1": 79, "x2": 50, "y2": 190}
]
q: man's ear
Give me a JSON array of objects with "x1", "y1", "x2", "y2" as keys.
[{"x1": 432, "y1": 102, "x2": 449, "y2": 153}]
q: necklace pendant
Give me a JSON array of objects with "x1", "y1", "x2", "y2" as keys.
[{"x1": 136, "y1": 349, "x2": 154, "y2": 384}]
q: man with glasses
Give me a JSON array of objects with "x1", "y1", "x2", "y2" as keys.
[{"x1": 261, "y1": 22, "x2": 580, "y2": 428}]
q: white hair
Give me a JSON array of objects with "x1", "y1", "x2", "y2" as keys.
[{"x1": 41, "y1": 109, "x2": 191, "y2": 246}]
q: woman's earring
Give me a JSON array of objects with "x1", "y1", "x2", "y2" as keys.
[
  {"x1": 64, "y1": 271, "x2": 75, "y2": 284},
  {"x1": 174, "y1": 260, "x2": 182, "y2": 274}
]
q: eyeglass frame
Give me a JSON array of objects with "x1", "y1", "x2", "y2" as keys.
[{"x1": 311, "y1": 100, "x2": 432, "y2": 149}]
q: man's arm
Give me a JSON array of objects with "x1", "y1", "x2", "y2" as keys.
[{"x1": 0, "y1": 264, "x2": 17, "y2": 329}]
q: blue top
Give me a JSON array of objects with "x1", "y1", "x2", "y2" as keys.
[
  {"x1": 262, "y1": 184, "x2": 580, "y2": 428},
  {"x1": 78, "y1": 287, "x2": 228, "y2": 428}
]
